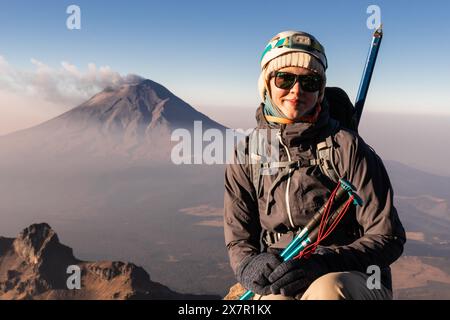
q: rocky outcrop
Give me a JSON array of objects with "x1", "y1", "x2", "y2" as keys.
[
  {"x1": 223, "y1": 283, "x2": 246, "y2": 300},
  {"x1": 0, "y1": 223, "x2": 219, "y2": 300}
]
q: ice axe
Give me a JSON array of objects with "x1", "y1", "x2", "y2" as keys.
[{"x1": 353, "y1": 25, "x2": 383, "y2": 129}]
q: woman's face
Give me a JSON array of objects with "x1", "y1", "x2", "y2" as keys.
[{"x1": 269, "y1": 66, "x2": 320, "y2": 121}]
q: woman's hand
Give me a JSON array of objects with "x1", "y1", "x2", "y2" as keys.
[
  {"x1": 236, "y1": 253, "x2": 282, "y2": 295},
  {"x1": 268, "y1": 256, "x2": 328, "y2": 296}
]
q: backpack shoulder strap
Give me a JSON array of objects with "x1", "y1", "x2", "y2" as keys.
[
  {"x1": 316, "y1": 119, "x2": 341, "y2": 184},
  {"x1": 248, "y1": 128, "x2": 263, "y2": 197}
]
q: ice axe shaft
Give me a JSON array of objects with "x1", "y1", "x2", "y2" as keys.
[{"x1": 354, "y1": 25, "x2": 383, "y2": 128}]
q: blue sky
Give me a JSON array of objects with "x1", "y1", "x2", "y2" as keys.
[{"x1": 1, "y1": 0, "x2": 449, "y2": 116}]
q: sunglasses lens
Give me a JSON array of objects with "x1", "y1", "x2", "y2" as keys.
[
  {"x1": 274, "y1": 72, "x2": 322, "y2": 92},
  {"x1": 300, "y1": 75, "x2": 322, "y2": 92},
  {"x1": 275, "y1": 73, "x2": 297, "y2": 89}
]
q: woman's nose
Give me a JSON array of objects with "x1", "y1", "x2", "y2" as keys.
[{"x1": 290, "y1": 80, "x2": 303, "y2": 95}]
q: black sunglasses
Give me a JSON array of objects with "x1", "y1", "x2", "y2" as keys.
[{"x1": 269, "y1": 71, "x2": 323, "y2": 92}]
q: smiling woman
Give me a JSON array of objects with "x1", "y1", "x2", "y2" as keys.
[{"x1": 224, "y1": 30, "x2": 406, "y2": 301}]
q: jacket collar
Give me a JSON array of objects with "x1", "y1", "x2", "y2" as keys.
[{"x1": 255, "y1": 99, "x2": 332, "y2": 147}]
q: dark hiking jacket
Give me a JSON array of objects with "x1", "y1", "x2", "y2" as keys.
[{"x1": 224, "y1": 100, "x2": 406, "y2": 290}]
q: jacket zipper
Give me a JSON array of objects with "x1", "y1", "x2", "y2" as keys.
[{"x1": 276, "y1": 130, "x2": 296, "y2": 229}]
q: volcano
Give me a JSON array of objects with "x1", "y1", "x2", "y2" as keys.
[{"x1": 0, "y1": 78, "x2": 226, "y2": 166}]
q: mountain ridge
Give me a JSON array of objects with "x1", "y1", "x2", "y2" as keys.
[{"x1": 0, "y1": 223, "x2": 220, "y2": 300}]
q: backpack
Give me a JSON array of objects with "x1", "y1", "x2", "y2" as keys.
[{"x1": 248, "y1": 87, "x2": 356, "y2": 197}]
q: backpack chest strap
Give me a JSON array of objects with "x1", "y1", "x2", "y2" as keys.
[{"x1": 260, "y1": 158, "x2": 320, "y2": 170}]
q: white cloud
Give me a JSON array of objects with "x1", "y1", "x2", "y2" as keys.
[
  {"x1": 0, "y1": 55, "x2": 144, "y2": 135},
  {"x1": 0, "y1": 55, "x2": 142, "y2": 108}
]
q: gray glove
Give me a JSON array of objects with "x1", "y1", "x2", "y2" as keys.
[
  {"x1": 268, "y1": 255, "x2": 328, "y2": 297},
  {"x1": 236, "y1": 253, "x2": 282, "y2": 295}
]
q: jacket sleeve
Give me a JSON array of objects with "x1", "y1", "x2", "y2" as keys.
[
  {"x1": 224, "y1": 146, "x2": 262, "y2": 276},
  {"x1": 318, "y1": 130, "x2": 406, "y2": 274}
]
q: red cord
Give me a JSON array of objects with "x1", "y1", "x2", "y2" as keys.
[
  {"x1": 295, "y1": 183, "x2": 340, "y2": 260},
  {"x1": 295, "y1": 190, "x2": 354, "y2": 260},
  {"x1": 320, "y1": 196, "x2": 353, "y2": 240}
]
